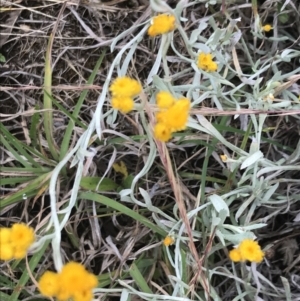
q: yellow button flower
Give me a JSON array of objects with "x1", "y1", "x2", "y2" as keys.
[
  {"x1": 74, "y1": 290, "x2": 93, "y2": 301},
  {"x1": 56, "y1": 288, "x2": 72, "y2": 301},
  {"x1": 0, "y1": 224, "x2": 35, "y2": 261},
  {"x1": 154, "y1": 123, "x2": 172, "y2": 142},
  {"x1": 60, "y1": 262, "x2": 88, "y2": 293},
  {"x1": 111, "y1": 96, "x2": 134, "y2": 113},
  {"x1": 0, "y1": 228, "x2": 12, "y2": 243},
  {"x1": 148, "y1": 14, "x2": 176, "y2": 37},
  {"x1": 229, "y1": 248, "x2": 241, "y2": 262},
  {"x1": 109, "y1": 76, "x2": 142, "y2": 113},
  {"x1": 161, "y1": 98, "x2": 190, "y2": 132},
  {"x1": 197, "y1": 52, "x2": 218, "y2": 72},
  {"x1": 10, "y1": 223, "x2": 35, "y2": 250},
  {"x1": 163, "y1": 235, "x2": 175, "y2": 247},
  {"x1": 238, "y1": 239, "x2": 264, "y2": 263},
  {"x1": 229, "y1": 239, "x2": 264, "y2": 263},
  {"x1": 109, "y1": 76, "x2": 142, "y2": 98},
  {"x1": 220, "y1": 154, "x2": 228, "y2": 162},
  {"x1": 38, "y1": 261, "x2": 98, "y2": 301},
  {"x1": 262, "y1": 24, "x2": 272, "y2": 32},
  {"x1": 14, "y1": 247, "x2": 27, "y2": 260},
  {"x1": 154, "y1": 91, "x2": 190, "y2": 142},
  {"x1": 206, "y1": 61, "x2": 218, "y2": 72},
  {"x1": 0, "y1": 243, "x2": 14, "y2": 260},
  {"x1": 60, "y1": 262, "x2": 98, "y2": 295},
  {"x1": 156, "y1": 91, "x2": 175, "y2": 109},
  {"x1": 38, "y1": 271, "x2": 60, "y2": 297},
  {"x1": 197, "y1": 53, "x2": 212, "y2": 69}
]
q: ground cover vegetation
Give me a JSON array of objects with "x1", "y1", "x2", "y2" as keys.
[{"x1": 0, "y1": 0, "x2": 300, "y2": 300}]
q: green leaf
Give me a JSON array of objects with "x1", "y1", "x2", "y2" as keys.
[
  {"x1": 122, "y1": 174, "x2": 134, "y2": 189},
  {"x1": 0, "y1": 53, "x2": 6, "y2": 63},
  {"x1": 29, "y1": 105, "x2": 41, "y2": 148},
  {"x1": 80, "y1": 177, "x2": 118, "y2": 191},
  {"x1": 43, "y1": 33, "x2": 59, "y2": 161},
  {"x1": 79, "y1": 191, "x2": 166, "y2": 237},
  {"x1": 129, "y1": 262, "x2": 153, "y2": 294}
]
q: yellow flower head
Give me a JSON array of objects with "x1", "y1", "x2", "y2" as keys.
[
  {"x1": 154, "y1": 123, "x2": 172, "y2": 142},
  {"x1": 0, "y1": 225, "x2": 35, "y2": 260},
  {"x1": 262, "y1": 24, "x2": 272, "y2": 32},
  {"x1": 59, "y1": 262, "x2": 98, "y2": 295},
  {"x1": 74, "y1": 289, "x2": 93, "y2": 301},
  {"x1": 154, "y1": 92, "x2": 190, "y2": 142},
  {"x1": 163, "y1": 235, "x2": 175, "y2": 247},
  {"x1": 156, "y1": 91, "x2": 175, "y2": 109},
  {"x1": 198, "y1": 53, "x2": 212, "y2": 64},
  {"x1": 10, "y1": 223, "x2": 35, "y2": 250},
  {"x1": 0, "y1": 228, "x2": 12, "y2": 244},
  {"x1": 38, "y1": 271, "x2": 60, "y2": 297},
  {"x1": 197, "y1": 52, "x2": 218, "y2": 72},
  {"x1": 263, "y1": 93, "x2": 274, "y2": 102},
  {"x1": 59, "y1": 262, "x2": 88, "y2": 293},
  {"x1": 0, "y1": 243, "x2": 14, "y2": 261},
  {"x1": 13, "y1": 247, "x2": 27, "y2": 260},
  {"x1": 229, "y1": 239, "x2": 264, "y2": 263},
  {"x1": 109, "y1": 76, "x2": 142, "y2": 98},
  {"x1": 206, "y1": 61, "x2": 218, "y2": 72},
  {"x1": 111, "y1": 96, "x2": 134, "y2": 113},
  {"x1": 56, "y1": 288, "x2": 72, "y2": 301},
  {"x1": 161, "y1": 98, "x2": 190, "y2": 132},
  {"x1": 238, "y1": 239, "x2": 264, "y2": 263},
  {"x1": 220, "y1": 154, "x2": 228, "y2": 162},
  {"x1": 229, "y1": 248, "x2": 241, "y2": 262},
  {"x1": 39, "y1": 262, "x2": 98, "y2": 301},
  {"x1": 148, "y1": 14, "x2": 176, "y2": 37}
]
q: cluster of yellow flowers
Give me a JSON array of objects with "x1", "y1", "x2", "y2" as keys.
[
  {"x1": 0, "y1": 224, "x2": 35, "y2": 260},
  {"x1": 154, "y1": 91, "x2": 190, "y2": 142},
  {"x1": 148, "y1": 13, "x2": 176, "y2": 37},
  {"x1": 109, "y1": 76, "x2": 142, "y2": 113},
  {"x1": 229, "y1": 239, "x2": 264, "y2": 263},
  {"x1": 197, "y1": 52, "x2": 218, "y2": 72},
  {"x1": 38, "y1": 261, "x2": 98, "y2": 301}
]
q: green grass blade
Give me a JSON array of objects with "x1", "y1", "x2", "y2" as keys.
[
  {"x1": 0, "y1": 167, "x2": 52, "y2": 173},
  {"x1": 179, "y1": 172, "x2": 227, "y2": 184},
  {"x1": 0, "y1": 123, "x2": 54, "y2": 167},
  {"x1": 79, "y1": 191, "x2": 167, "y2": 237},
  {"x1": 10, "y1": 240, "x2": 50, "y2": 301},
  {"x1": 0, "y1": 292, "x2": 15, "y2": 301},
  {"x1": 129, "y1": 262, "x2": 153, "y2": 294},
  {"x1": 47, "y1": 93, "x2": 87, "y2": 129},
  {"x1": 0, "y1": 134, "x2": 31, "y2": 168},
  {"x1": 181, "y1": 249, "x2": 188, "y2": 285},
  {"x1": 43, "y1": 33, "x2": 59, "y2": 161},
  {"x1": 0, "y1": 122, "x2": 39, "y2": 167},
  {"x1": 29, "y1": 105, "x2": 40, "y2": 148},
  {"x1": 0, "y1": 177, "x2": 35, "y2": 186},
  {"x1": 60, "y1": 50, "x2": 107, "y2": 161},
  {"x1": 1, "y1": 172, "x2": 51, "y2": 208},
  {"x1": 20, "y1": 143, "x2": 56, "y2": 166}
]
